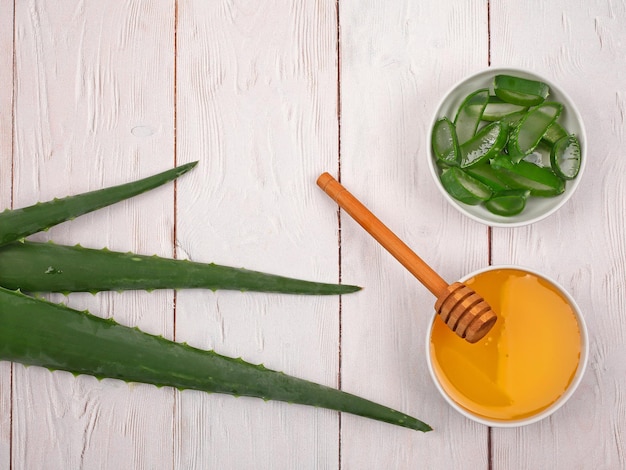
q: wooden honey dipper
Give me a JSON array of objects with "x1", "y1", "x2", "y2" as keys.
[{"x1": 317, "y1": 173, "x2": 497, "y2": 343}]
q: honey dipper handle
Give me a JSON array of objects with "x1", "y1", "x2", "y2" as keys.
[{"x1": 317, "y1": 173, "x2": 449, "y2": 297}]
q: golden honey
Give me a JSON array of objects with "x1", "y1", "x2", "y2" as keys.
[{"x1": 429, "y1": 268, "x2": 582, "y2": 421}]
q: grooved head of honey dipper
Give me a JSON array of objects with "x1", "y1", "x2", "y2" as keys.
[{"x1": 434, "y1": 282, "x2": 497, "y2": 343}]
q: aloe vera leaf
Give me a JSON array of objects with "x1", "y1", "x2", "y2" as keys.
[
  {"x1": 0, "y1": 241, "x2": 361, "y2": 295},
  {"x1": 0, "y1": 287, "x2": 431, "y2": 432},
  {"x1": 0, "y1": 162, "x2": 197, "y2": 247}
]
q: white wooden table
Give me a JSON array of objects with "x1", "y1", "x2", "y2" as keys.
[{"x1": 1, "y1": 1, "x2": 624, "y2": 469}]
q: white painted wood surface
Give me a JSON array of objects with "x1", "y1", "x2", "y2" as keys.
[
  {"x1": 1, "y1": 1, "x2": 624, "y2": 469},
  {"x1": 0, "y1": 1, "x2": 14, "y2": 468}
]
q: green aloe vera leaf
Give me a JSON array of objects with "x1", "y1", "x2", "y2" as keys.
[
  {"x1": 0, "y1": 162, "x2": 197, "y2": 247},
  {"x1": 550, "y1": 134, "x2": 582, "y2": 180},
  {"x1": 481, "y1": 96, "x2": 528, "y2": 121},
  {"x1": 440, "y1": 167, "x2": 493, "y2": 205},
  {"x1": 432, "y1": 117, "x2": 461, "y2": 166},
  {"x1": 459, "y1": 121, "x2": 509, "y2": 169},
  {"x1": 0, "y1": 287, "x2": 431, "y2": 432},
  {"x1": 465, "y1": 164, "x2": 510, "y2": 192},
  {"x1": 484, "y1": 189, "x2": 531, "y2": 216},
  {"x1": 493, "y1": 74, "x2": 550, "y2": 106},
  {"x1": 542, "y1": 122, "x2": 568, "y2": 147},
  {"x1": 491, "y1": 156, "x2": 565, "y2": 197},
  {"x1": 0, "y1": 241, "x2": 361, "y2": 295},
  {"x1": 453, "y1": 88, "x2": 490, "y2": 144},
  {"x1": 507, "y1": 102, "x2": 562, "y2": 163},
  {"x1": 496, "y1": 109, "x2": 528, "y2": 127}
]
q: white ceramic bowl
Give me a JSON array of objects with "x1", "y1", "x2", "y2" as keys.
[
  {"x1": 427, "y1": 67, "x2": 587, "y2": 227},
  {"x1": 425, "y1": 265, "x2": 589, "y2": 427}
]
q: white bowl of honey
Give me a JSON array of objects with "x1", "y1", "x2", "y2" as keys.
[{"x1": 426, "y1": 266, "x2": 588, "y2": 427}]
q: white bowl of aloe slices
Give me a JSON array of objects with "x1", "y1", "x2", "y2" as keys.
[{"x1": 428, "y1": 67, "x2": 586, "y2": 227}]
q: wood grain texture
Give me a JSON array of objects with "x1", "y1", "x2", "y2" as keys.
[
  {"x1": 338, "y1": 1, "x2": 490, "y2": 468},
  {"x1": 4, "y1": 0, "x2": 626, "y2": 468},
  {"x1": 11, "y1": 1, "x2": 176, "y2": 468},
  {"x1": 490, "y1": 1, "x2": 626, "y2": 469},
  {"x1": 174, "y1": 1, "x2": 342, "y2": 468},
  {"x1": 0, "y1": 0, "x2": 14, "y2": 467}
]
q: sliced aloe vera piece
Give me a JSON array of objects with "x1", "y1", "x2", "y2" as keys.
[
  {"x1": 484, "y1": 189, "x2": 531, "y2": 216},
  {"x1": 482, "y1": 96, "x2": 528, "y2": 121},
  {"x1": 459, "y1": 121, "x2": 508, "y2": 169},
  {"x1": 542, "y1": 122, "x2": 568, "y2": 146},
  {"x1": 491, "y1": 156, "x2": 565, "y2": 197},
  {"x1": 522, "y1": 141, "x2": 552, "y2": 167},
  {"x1": 498, "y1": 110, "x2": 528, "y2": 127},
  {"x1": 440, "y1": 167, "x2": 493, "y2": 205},
  {"x1": 465, "y1": 164, "x2": 510, "y2": 192},
  {"x1": 494, "y1": 74, "x2": 550, "y2": 106},
  {"x1": 507, "y1": 102, "x2": 562, "y2": 163},
  {"x1": 453, "y1": 88, "x2": 489, "y2": 144},
  {"x1": 432, "y1": 117, "x2": 461, "y2": 166},
  {"x1": 550, "y1": 134, "x2": 581, "y2": 180}
]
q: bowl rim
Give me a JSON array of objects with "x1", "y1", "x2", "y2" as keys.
[
  {"x1": 424, "y1": 264, "x2": 589, "y2": 428},
  {"x1": 427, "y1": 66, "x2": 587, "y2": 228}
]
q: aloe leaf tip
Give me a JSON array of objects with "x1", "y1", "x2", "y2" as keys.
[{"x1": 0, "y1": 287, "x2": 431, "y2": 433}]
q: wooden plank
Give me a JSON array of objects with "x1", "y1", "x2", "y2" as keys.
[
  {"x1": 0, "y1": 0, "x2": 14, "y2": 466},
  {"x1": 338, "y1": 0, "x2": 491, "y2": 467},
  {"x1": 490, "y1": 1, "x2": 626, "y2": 468},
  {"x1": 174, "y1": 1, "x2": 342, "y2": 468},
  {"x1": 11, "y1": 1, "x2": 176, "y2": 468}
]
